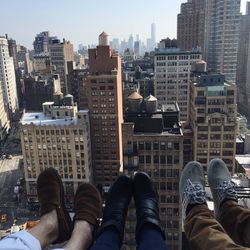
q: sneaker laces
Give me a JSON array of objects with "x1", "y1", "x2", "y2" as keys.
[
  {"x1": 182, "y1": 179, "x2": 206, "y2": 219},
  {"x1": 213, "y1": 180, "x2": 237, "y2": 204}
]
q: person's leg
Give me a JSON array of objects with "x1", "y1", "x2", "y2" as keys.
[
  {"x1": 181, "y1": 161, "x2": 245, "y2": 250},
  {"x1": 137, "y1": 224, "x2": 168, "y2": 250},
  {"x1": 133, "y1": 172, "x2": 167, "y2": 250},
  {"x1": 0, "y1": 231, "x2": 41, "y2": 250},
  {"x1": 208, "y1": 159, "x2": 250, "y2": 247},
  {"x1": 91, "y1": 227, "x2": 121, "y2": 250},
  {"x1": 91, "y1": 175, "x2": 133, "y2": 250}
]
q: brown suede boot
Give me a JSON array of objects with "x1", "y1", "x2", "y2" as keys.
[
  {"x1": 37, "y1": 167, "x2": 73, "y2": 243},
  {"x1": 74, "y1": 183, "x2": 102, "y2": 229}
]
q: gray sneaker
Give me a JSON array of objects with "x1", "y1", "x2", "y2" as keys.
[
  {"x1": 180, "y1": 161, "x2": 206, "y2": 220},
  {"x1": 208, "y1": 159, "x2": 237, "y2": 219}
]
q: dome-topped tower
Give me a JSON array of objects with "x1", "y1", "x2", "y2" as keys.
[{"x1": 99, "y1": 32, "x2": 109, "y2": 46}]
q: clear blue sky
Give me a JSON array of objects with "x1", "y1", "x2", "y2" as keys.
[{"x1": 0, "y1": 0, "x2": 248, "y2": 50}]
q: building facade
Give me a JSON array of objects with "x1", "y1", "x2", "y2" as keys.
[
  {"x1": 0, "y1": 82, "x2": 10, "y2": 142},
  {"x1": 154, "y1": 48, "x2": 202, "y2": 121},
  {"x1": 190, "y1": 73, "x2": 237, "y2": 173},
  {"x1": 20, "y1": 94, "x2": 92, "y2": 203},
  {"x1": 204, "y1": 0, "x2": 241, "y2": 82},
  {"x1": 177, "y1": 0, "x2": 205, "y2": 53},
  {"x1": 49, "y1": 39, "x2": 74, "y2": 94},
  {"x1": 236, "y1": 2, "x2": 250, "y2": 118},
  {"x1": 33, "y1": 31, "x2": 50, "y2": 54},
  {"x1": 123, "y1": 95, "x2": 183, "y2": 250},
  {"x1": 86, "y1": 32, "x2": 123, "y2": 190},
  {"x1": 0, "y1": 36, "x2": 19, "y2": 114}
]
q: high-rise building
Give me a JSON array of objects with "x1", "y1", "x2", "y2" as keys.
[
  {"x1": 177, "y1": 0, "x2": 205, "y2": 53},
  {"x1": 0, "y1": 82, "x2": 10, "y2": 142},
  {"x1": 154, "y1": 48, "x2": 202, "y2": 121},
  {"x1": 204, "y1": 0, "x2": 241, "y2": 82},
  {"x1": 151, "y1": 22, "x2": 156, "y2": 49},
  {"x1": 7, "y1": 36, "x2": 24, "y2": 108},
  {"x1": 23, "y1": 74, "x2": 61, "y2": 111},
  {"x1": 33, "y1": 31, "x2": 50, "y2": 54},
  {"x1": 67, "y1": 64, "x2": 88, "y2": 110},
  {"x1": 20, "y1": 94, "x2": 92, "y2": 203},
  {"x1": 236, "y1": 2, "x2": 250, "y2": 117},
  {"x1": 33, "y1": 53, "x2": 51, "y2": 76},
  {"x1": 0, "y1": 36, "x2": 19, "y2": 114},
  {"x1": 123, "y1": 94, "x2": 183, "y2": 249},
  {"x1": 86, "y1": 32, "x2": 123, "y2": 189},
  {"x1": 49, "y1": 38, "x2": 74, "y2": 94},
  {"x1": 190, "y1": 72, "x2": 237, "y2": 173}
]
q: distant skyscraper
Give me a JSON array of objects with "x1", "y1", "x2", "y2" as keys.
[
  {"x1": 49, "y1": 38, "x2": 74, "y2": 94},
  {"x1": 0, "y1": 36, "x2": 19, "y2": 114},
  {"x1": 151, "y1": 22, "x2": 156, "y2": 49},
  {"x1": 177, "y1": 0, "x2": 205, "y2": 52},
  {"x1": 87, "y1": 32, "x2": 123, "y2": 189},
  {"x1": 236, "y1": 2, "x2": 250, "y2": 117},
  {"x1": 33, "y1": 31, "x2": 50, "y2": 54},
  {"x1": 204, "y1": 0, "x2": 241, "y2": 82},
  {"x1": 128, "y1": 34, "x2": 134, "y2": 51}
]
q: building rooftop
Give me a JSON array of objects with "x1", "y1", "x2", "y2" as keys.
[
  {"x1": 235, "y1": 155, "x2": 250, "y2": 170},
  {"x1": 21, "y1": 112, "x2": 78, "y2": 126}
]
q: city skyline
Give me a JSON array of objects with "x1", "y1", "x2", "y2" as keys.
[{"x1": 1, "y1": 0, "x2": 248, "y2": 50}]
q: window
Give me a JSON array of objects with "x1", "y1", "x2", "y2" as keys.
[
  {"x1": 160, "y1": 155, "x2": 166, "y2": 164},
  {"x1": 153, "y1": 142, "x2": 159, "y2": 150},
  {"x1": 153, "y1": 155, "x2": 159, "y2": 164},
  {"x1": 167, "y1": 155, "x2": 172, "y2": 164},
  {"x1": 146, "y1": 155, "x2": 151, "y2": 164},
  {"x1": 139, "y1": 156, "x2": 144, "y2": 164}
]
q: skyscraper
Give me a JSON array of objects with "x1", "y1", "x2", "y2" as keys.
[
  {"x1": 87, "y1": 32, "x2": 123, "y2": 189},
  {"x1": 154, "y1": 48, "x2": 202, "y2": 121},
  {"x1": 33, "y1": 31, "x2": 50, "y2": 54},
  {"x1": 204, "y1": 0, "x2": 241, "y2": 82},
  {"x1": 151, "y1": 22, "x2": 156, "y2": 49},
  {"x1": 49, "y1": 38, "x2": 74, "y2": 94},
  {"x1": 236, "y1": 2, "x2": 250, "y2": 117},
  {"x1": 0, "y1": 36, "x2": 19, "y2": 114},
  {"x1": 177, "y1": 0, "x2": 205, "y2": 52},
  {"x1": 0, "y1": 82, "x2": 9, "y2": 141}
]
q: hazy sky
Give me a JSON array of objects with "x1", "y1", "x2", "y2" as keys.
[{"x1": 0, "y1": 0, "x2": 248, "y2": 50}]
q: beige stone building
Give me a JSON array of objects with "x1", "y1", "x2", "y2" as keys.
[
  {"x1": 122, "y1": 93, "x2": 183, "y2": 250},
  {"x1": 20, "y1": 93, "x2": 92, "y2": 203},
  {"x1": 49, "y1": 39, "x2": 74, "y2": 94},
  {"x1": 190, "y1": 73, "x2": 237, "y2": 173},
  {"x1": 154, "y1": 49, "x2": 202, "y2": 122}
]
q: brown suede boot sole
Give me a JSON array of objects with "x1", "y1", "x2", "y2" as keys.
[{"x1": 37, "y1": 168, "x2": 73, "y2": 243}]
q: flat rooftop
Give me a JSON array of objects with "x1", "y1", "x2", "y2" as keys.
[{"x1": 21, "y1": 112, "x2": 78, "y2": 126}]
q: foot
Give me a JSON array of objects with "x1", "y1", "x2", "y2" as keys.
[
  {"x1": 208, "y1": 159, "x2": 237, "y2": 219},
  {"x1": 133, "y1": 172, "x2": 165, "y2": 242},
  {"x1": 37, "y1": 167, "x2": 73, "y2": 243},
  {"x1": 97, "y1": 175, "x2": 133, "y2": 242},
  {"x1": 180, "y1": 161, "x2": 206, "y2": 220},
  {"x1": 74, "y1": 183, "x2": 102, "y2": 228}
]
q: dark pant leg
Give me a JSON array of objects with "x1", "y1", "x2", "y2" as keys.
[
  {"x1": 220, "y1": 200, "x2": 250, "y2": 247},
  {"x1": 137, "y1": 224, "x2": 168, "y2": 250},
  {"x1": 185, "y1": 204, "x2": 246, "y2": 250},
  {"x1": 90, "y1": 227, "x2": 121, "y2": 250}
]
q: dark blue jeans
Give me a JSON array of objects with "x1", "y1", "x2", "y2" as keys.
[{"x1": 90, "y1": 225, "x2": 168, "y2": 250}]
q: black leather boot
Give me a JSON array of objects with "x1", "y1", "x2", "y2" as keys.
[
  {"x1": 133, "y1": 172, "x2": 165, "y2": 242},
  {"x1": 97, "y1": 175, "x2": 133, "y2": 242}
]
